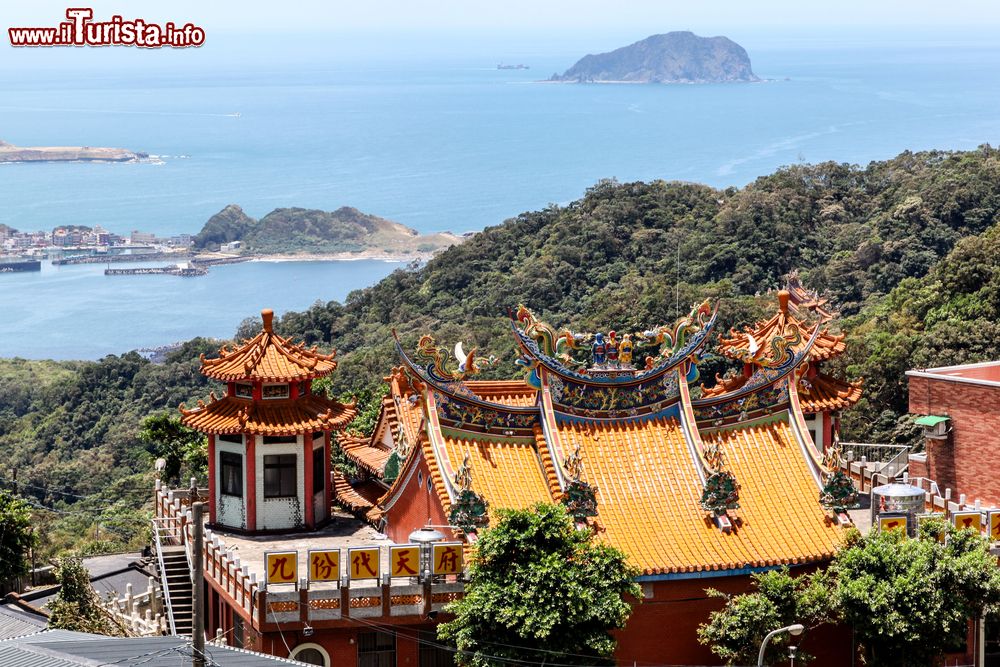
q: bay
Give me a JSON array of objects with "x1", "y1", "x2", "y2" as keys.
[{"x1": 2, "y1": 42, "x2": 1000, "y2": 359}]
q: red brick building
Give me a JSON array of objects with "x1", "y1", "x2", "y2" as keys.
[{"x1": 907, "y1": 360, "x2": 1000, "y2": 506}]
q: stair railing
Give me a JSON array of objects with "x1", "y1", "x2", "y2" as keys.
[{"x1": 151, "y1": 517, "x2": 179, "y2": 636}]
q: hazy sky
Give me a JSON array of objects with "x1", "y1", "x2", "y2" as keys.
[
  {"x1": 4, "y1": 0, "x2": 997, "y2": 33},
  {"x1": 3, "y1": 1, "x2": 997, "y2": 71}
]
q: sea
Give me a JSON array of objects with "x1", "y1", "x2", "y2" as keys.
[{"x1": 3, "y1": 38, "x2": 1000, "y2": 360}]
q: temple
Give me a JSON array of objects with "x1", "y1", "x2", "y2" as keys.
[
  {"x1": 335, "y1": 295, "x2": 862, "y2": 664},
  {"x1": 180, "y1": 309, "x2": 357, "y2": 532},
  {"x1": 705, "y1": 279, "x2": 861, "y2": 451}
]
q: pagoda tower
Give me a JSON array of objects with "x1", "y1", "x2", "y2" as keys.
[
  {"x1": 705, "y1": 288, "x2": 862, "y2": 450},
  {"x1": 181, "y1": 309, "x2": 357, "y2": 533}
]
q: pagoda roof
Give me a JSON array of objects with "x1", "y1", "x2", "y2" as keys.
[
  {"x1": 798, "y1": 373, "x2": 863, "y2": 413},
  {"x1": 180, "y1": 394, "x2": 356, "y2": 436},
  {"x1": 200, "y1": 309, "x2": 339, "y2": 383},
  {"x1": 719, "y1": 291, "x2": 845, "y2": 363}
]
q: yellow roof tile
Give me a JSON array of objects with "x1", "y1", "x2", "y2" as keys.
[
  {"x1": 441, "y1": 433, "x2": 556, "y2": 516},
  {"x1": 556, "y1": 416, "x2": 841, "y2": 575}
]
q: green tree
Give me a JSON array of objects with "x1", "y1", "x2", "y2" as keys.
[
  {"x1": 0, "y1": 491, "x2": 37, "y2": 583},
  {"x1": 698, "y1": 567, "x2": 837, "y2": 665},
  {"x1": 833, "y1": 524, "x2": 1000, "y2": 667},
  {"x1": 47, "y1": 556, "x2": 125, "y2": 635},
  {"x1": 438, "y1": 503, "x2": 640, "y2": 666},
  {"x1": 139, "y1": 412, "x2": 206, "y2": 485}
]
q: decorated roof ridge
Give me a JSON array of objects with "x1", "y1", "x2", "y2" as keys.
[
  {"x1": 692, "y1": 321, "x2": 822, "y2": 409},
  {"x1": 797, "y1": 372, "x2": 864, "y2": 413},
  {"x1": 199, "y1": 308, "x2": 339, "y2": 382},
  {"x1": 179, "y1": 392, "x2": 357, "y2": 435},
  {"x1": 785, "y1": 271, "x2": 836, "y2": 319},
  {"x1": 393, "y1": 332, "x2": 539, "y2": 415},
  {"x1": 511, "y1": 300, "x2": 718, "y2": 386},
  {"x1": 718, "y1": 290, "x2": 845, "y2": 363}
]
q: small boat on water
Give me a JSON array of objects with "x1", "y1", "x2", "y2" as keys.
[{"x1": 497, "y1": 63, "x2": 530, "y2": 70}]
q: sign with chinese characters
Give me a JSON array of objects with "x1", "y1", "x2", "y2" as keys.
[
  {"x1": 878, "y1": 514, "x2": 907, "y2": 534},
  {"x1": 348, "y1": 547, "x2": 381, "y2": 580},
  {"x1": 389, "y1": 546, "x2": 420, "y2": 578},
  {"x1": 952, "y1": 511, "x2": 981, "y2": 532},
  {"x1": 308, "y1": 549, "x2": 341, "y2": 582},
  {"x1": 265, "y1": 551, "x2": 298, "y2": 584},
  {"x1": 990, "y1": 511, "x2": 1000, "y2": 541},
  {"x1": 432, "y1": 543, "x2": 464, "y2": 575}
]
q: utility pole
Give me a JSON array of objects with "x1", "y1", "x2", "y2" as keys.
[{"x1": 191, "y1": 501, "x2": 205, "y2": 667}]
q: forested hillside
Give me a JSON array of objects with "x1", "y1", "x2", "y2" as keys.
[{"x1": 3, "y1": 145, "x2": 1000, "y2": 555}]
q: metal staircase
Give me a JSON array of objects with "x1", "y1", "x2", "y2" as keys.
[
  {"x1": 151, "y1": 518, "x2": 193, "y2": 637},
  {"x1": 160, "y1": 546, "x2": 194, "y2": 636}
]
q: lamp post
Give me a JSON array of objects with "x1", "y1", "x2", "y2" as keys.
[
  {"x1": 408, "y1": 527, "x2": 445, "y2": 583},
  {"x1": 757, "y1": 623, "x2": 804, "y2": 667}
]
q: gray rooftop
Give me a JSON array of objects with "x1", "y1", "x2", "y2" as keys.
[{"x1": 0, "y1": 630, "x2": 310, "y2": 666}]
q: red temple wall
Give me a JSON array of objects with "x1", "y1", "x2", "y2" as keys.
[
  {"x1": 384, "y1": 454, "x2": 453, "y2": 543},
  {"x1": 615, "y1": 573, "x2": 853, "y2": 666},
  {"x1": 908, "y1": 375, "x2": 1000, "y2": 505}
]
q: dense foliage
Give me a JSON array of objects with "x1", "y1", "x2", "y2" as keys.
[
  {"x1": 48, "y1": 556, "x2": 126, "y2": 635},
  {"x1": 697, "y1": 568, "x2": 836, "y2": 665},
  {"x1": 5, "y1": 146, "x2": 1000, "y2": 556},
  {"x1": 699, "y1": 523, "x2": 1000, "y2": 667},
  {"x1": 0, "y1": 491, "x2": 37, "y2": 583},
  {"x1": 438, "y1": 503, "x2": 640, "y2": 666}
]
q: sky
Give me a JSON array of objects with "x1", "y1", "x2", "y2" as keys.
[
  {"x1": 3, "y1": 0, "x2": 998, "y2": 33},
  {"x1": 2, "y1": 1, "x2": 998, "y2": 71}
]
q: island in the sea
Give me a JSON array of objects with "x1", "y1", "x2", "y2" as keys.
[
  {"x1": 550, "y1": 31, "x2": 759, "y2": 84},
  {"x1": 0, "y1": 139, "x2": 147, "y2": 163},
  {"x1": 192, "y1": 204, "x2": 465, "y2": 260}
]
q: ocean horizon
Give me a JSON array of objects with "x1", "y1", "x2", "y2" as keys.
[{"x1": 3, "y1": 41, "x2": 1000, "y2": 359}]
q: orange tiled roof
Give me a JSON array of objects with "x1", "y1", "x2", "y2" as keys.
[
  {"x1": 341, "y1": 436, "x2": 392, "y2": 477},
  {"x1": 180, "y1": 394, "x2": 356, "y2": 435},
  {"x1": 465, "y1": 381, "x2": 538, "y2": 408},
  {"x1": 441, "y1": 433, "x2": 556, "y2": 516},
  {"x1": 719, "y1": 291, "x2": 845, "y2": 363},
  {"x1": 334, "y1": 473, "x2": 385, "y2": 524},
  {"x1": 556, "y1": 416, "x2": 841, "y2": 575},
  {"x1": 798, "y1": 373, "x2": 863, "y2": 413},
  {"x1": 200, "y1": 309, "x2": 338, "y2": 382}
]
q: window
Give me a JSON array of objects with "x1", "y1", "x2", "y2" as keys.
[
  {"x1": 358, "y1": 630, "x2": 396, "y2": 667},
  {"x1": 313, "y1": 446, "x2": 325, "y2": 494},
  {"x1": 235, "y1": 383, "x2": 253, "y2": 399},
  {"x1": 263, "y1": 435, "x2": 298, "y2": 444},
  {"x1": 218, "y1": 434, "x2": 242, "y2": 445},
  {"x1": 312, "y1": 431, "x2": 324, "y2": 442},
  {"x1": 263, "y1": 383, "x2": 290, "y2": 399},
  {"x1": 299, "y1": 383, "x2": 309, "y2": 397},
  {"x1": 291, "y1": 644, "x2": 330, "y2": 667},
  {"x1": 263, "y1": 454, "x2": 297, "y2": 498},
  {"x1": 220, "y1": 452, "x2": 243, "y2": 497}
]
